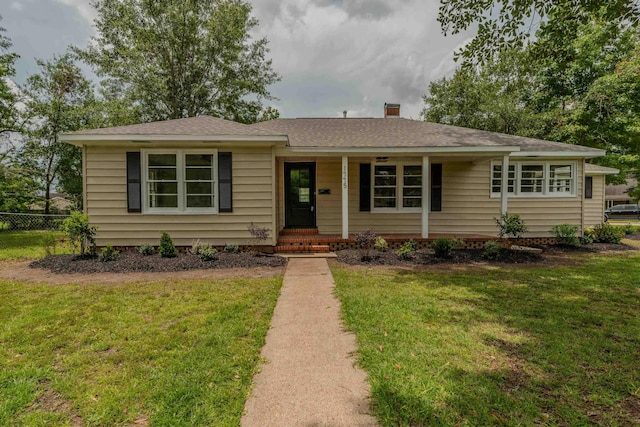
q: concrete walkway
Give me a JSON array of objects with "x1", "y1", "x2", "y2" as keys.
[{"x1": 241, "y1": 258, "x2": 377, "y2": 426}]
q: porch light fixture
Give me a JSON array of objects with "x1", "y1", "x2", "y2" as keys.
[{"x1": 375, "y1": 156, "x2": 389, "y2": 162}]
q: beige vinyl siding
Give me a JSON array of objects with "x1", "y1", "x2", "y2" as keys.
[
  {"x1": 584, "y1": 175, "x2": 606, "y2": 227},
  {"x1": 86, "y1": 145, "x2": 275, "y2": 246},
  {"x1": 278, "y1": 157, "x2": 586, "y2": 237}
]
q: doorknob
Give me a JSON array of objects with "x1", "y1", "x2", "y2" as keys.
[{"x1": 311, "y1": 206, "x2": 314, "y2": 212}]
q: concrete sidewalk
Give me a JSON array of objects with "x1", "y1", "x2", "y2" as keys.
[{"x1": 241, "y1": 257, "x2": 377, "y2": 426}]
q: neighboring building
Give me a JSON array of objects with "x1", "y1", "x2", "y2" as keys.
[
  {"x1": 60, "y1": 104, "x2": 614, "y2": 250},
  {"x1": 605, "y1": 178, "x2": 637, "y2": 208},
  {"x1": 29, "y1": 193, "x2": 74, "y2": 213}
]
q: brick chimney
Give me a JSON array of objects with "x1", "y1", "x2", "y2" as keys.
[{"x1": 384, "y1": 103, "x2": 400, "y2": 118}]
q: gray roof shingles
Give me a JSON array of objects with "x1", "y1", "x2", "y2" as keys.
[{"x1": 65, "y1": 115, "x2": 602, "y2": 154}]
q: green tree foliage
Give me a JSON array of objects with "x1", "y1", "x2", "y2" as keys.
[
  {"x1": 0, "y1": 15, "x2": 20, "y2": 137},
  {"x1": 423, "y1": 17, "x2": 640, "y2": 182},
  {"x1": 19, "y1": 54, "x2": 97, "y2": 213},
  {"x1": 0, "y1": 164, "x2": 38, "y2": 212},
  {"x1": 438, "y1": 0, "x2": 640, "y2": 65},
  {"x1": 75, "y1": 0, "x2": 280, "y2": 124}
]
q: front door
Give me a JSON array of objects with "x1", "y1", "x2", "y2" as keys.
[{"x1": 284, "y1": 162, "x2": 316, "y2": 228}]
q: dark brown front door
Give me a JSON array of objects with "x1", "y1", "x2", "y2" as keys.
[{"x1": 284, "y1": 162, "x2": 316, "y2": 228}]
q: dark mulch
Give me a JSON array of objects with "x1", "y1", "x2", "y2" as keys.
[
  {"x1": 623, "y1": 231, "x2": 640, "y2": 241},
  {"x1": 30, "y1": 251, "x2": 286, "y2": 274},
  {"x1": 542, "y1": 242, "x2": 635, "y2": 253},
  {"x1": 336, "y1": 248, "x2": 542, "y2": 266}
]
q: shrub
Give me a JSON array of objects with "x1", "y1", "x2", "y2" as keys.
[
  {"x1": 592, "y1": 223, "x2": 624, "y2": 244},
  {"x1": 137, "y1": 243, "x2": 154, "y2": 256},
  {"x1": 396, "y1": 240, "x2": 417, "y2": 260},
  {"x1": 190, "y1": 239, "x2": 205, "y2": 255},
  {"x1": 550, "y1": 224, "x2": 580, "y2": 247},
  {"x1": 224, "y1": 243, "x2": 240, "y2": 253},
  {"x1": 355, "y1": 228, "x2": 377, "y2": 261},
  {"x1": 582, "y1": 227, "x2": 595, "y2": 245},
  {"x1": 495, "y1": 212, "x2": 528, "y2": 239},
  {"x1": 159, "y1": 232, "x2": 177, "y2": 258},
  {"x1": 374, "y1": 236, "x2": 388, "y2": 252},
  {"x1": 195, "y1": 244, "x2": 218, "y2": 261},
  {"x1": 622, "y1": 223, "x2": 636, "y2": 235},
  {"x1": 98, "y1": 244, "x2": 119, "y2": 262},
  {"x1": 62, "y1": 212, "x2": 97, "y2": 256},
  {"x1": 431, "y1": 237, "x2": 464, "y2": 258},
  {"x1": 482, "y1": 240, "x2": 502, "y2": 260}
]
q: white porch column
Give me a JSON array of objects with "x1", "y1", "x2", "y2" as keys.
[
  {"x1": 422, "y1": 156, "x2": 430, "y2": 238},
  {"x1": 501, "y1": 155, "x2": 510, "y2": 217},
  {"x1": 342, "y1": 156, "x2": 349, "y2": 239}
]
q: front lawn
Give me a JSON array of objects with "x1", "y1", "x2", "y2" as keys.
[
  {"x1": 0, "y1": 276, "x2": 282, "y2": 426},
  {"x1": 333, "y1": 253, "x2": 640, "y2": 426}
]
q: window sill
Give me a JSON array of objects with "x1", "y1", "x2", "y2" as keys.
[
  {"x1": 143, "y1": 210, "x2": 219, "y2": 215},
  {"x1": 370, "y1": 208, "x2": 423, "y2": 214}
]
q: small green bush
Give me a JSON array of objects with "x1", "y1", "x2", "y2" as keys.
[
  {"x1": 224, "y1": 243, "x2": 240, "y2": 253},
  {"x1": 592, "y1": 223, "x2": 624, "y2": 244},
  {"x1": 195, "y1": 244, "x2": 218, "y2": 261},
  {"x1": 582, "y1": 227, "x2": 595, "y2": 245},
  {"x1": 431, "y1": 237, "x2": 464, "y2": 258},
  {"x1": 550, "y1": 224, "x2": 580, "y2": 246},
  {"x1": 482, "y1": 240, "x2": 502, "y2": 260},
  {"x1": 396, "y1": 240, "x2": 418, "y2": 260},
  {"x1": 62, "y1": 212, "x2": 97, "y2": 256},
  {"x1": 137, "y1": 243, "x2": 154, "y2": 256},
  {"x1": 98, "y1": 244, "x2": 119, "y2": 262},
  {"x1": 495, "y1": 212, "x2": 528, "y2": 239},
  {"x1": 159, "y1": 232, "x2": 177, "y2": 258},
  {"x1": 374, "y1": 236, "x2": 388, "y2": 252},
  {"x1": 622, "y1": 223, "x2": 636, "y2": 235}
]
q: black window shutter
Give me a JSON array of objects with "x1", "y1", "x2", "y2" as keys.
[
  {"x1": 126, "y1": 152, "x2": 141, "y2": 213},
  {"x1": 359, "y1": 163, "x2": 371, "y2": 212},
  {"x1": 585, "y1": 176, "x2": 593, "y2": 199},
  {"x1": 431, "y1": 163, "x2": 442, "y2": 212},
  {"x1": 218, "y1": 152, "x2": 233, "y2": 212}
]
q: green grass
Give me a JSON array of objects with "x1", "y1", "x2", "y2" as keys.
[
  {"x1": 0, "y1": 276, "x2": 282, "y2": 426},
  {"x1": 333, "y1": 253, "x2": 640, "y2": 426},
  {"x1": 0, "y1": 231, "x2": 73, "y2": 260}
]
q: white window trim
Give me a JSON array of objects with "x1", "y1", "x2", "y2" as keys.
[
  {"x1": 490, "y1": 160, "x2": 577, "y2": 198},
  {"x1": 142, "y1": 149, "x2": 219, "y2": 215},
  {"x1": 371, "y1": 162, "x2": 423, "y2": 213}
]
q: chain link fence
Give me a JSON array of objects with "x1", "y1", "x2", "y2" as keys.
[{"x1": 0, "y1": 212, "x2": 71, "y2": 260}]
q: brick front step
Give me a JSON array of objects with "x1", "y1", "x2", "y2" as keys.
[
  {"x1": 275, "y1": 244, "x2": 330, "y2": 254},
  {"x1": 279, "y1": 228, "x2": 319, "y2": 235}
]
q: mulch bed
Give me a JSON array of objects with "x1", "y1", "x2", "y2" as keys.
[
  {"x1": 31, "y1": 251, "x2": 286, "y2": 274},
  {"x1": 336, "y1": 241, "x2": 638, "y2": 266},
  {"x1": 336, "y1": 248, "x2": 543, "y2": 266}
]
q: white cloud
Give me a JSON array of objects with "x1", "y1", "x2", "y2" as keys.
[
  {"x1": 10, "y1": 2, "x2": 23, "y2": 11},
  {"x1": 53, "y1": 0, "x2": 97, "y2": 24},
  {"x1": 252, "y1": 0, "x2": 474, "y2": 118}
]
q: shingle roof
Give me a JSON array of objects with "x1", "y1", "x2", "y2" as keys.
[
  {"x1": 64, "y1": 115, "x2": 603, "y2": 155},
  {"x1": 68, "y1": 116, "x2": 281, "y2": 136},
  {"x1": 251, "y1": 118, "x2": 599, "y2": 153}
]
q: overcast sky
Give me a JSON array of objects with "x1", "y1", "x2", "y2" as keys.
[{"x1": 3, "y1": 0, "x2": 473, "y2": 119}]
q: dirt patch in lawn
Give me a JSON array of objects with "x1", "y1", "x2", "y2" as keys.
[
  {"x1": 33, "y1": 382, "x2": 83, "y2": 426},
  {"x1": 0, "y1": 253, "x2": 285, "y2": 285}
]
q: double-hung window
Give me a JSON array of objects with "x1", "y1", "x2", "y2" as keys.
[
  {"x1": 144, "y1": 150, "x2": 217, "y2": 213},
  {"x1": 491, "y1": 161, "x2": 576, "y2": 197},
  {"x1": 373, "y1": 163, "x2": 422, "y2": 211}
]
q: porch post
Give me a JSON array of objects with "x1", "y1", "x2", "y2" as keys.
[
  {"x1": 422, "y1": 156, "x2": 429, "y2": 238},
  {"x1": 342, "y1": 156, "x2": 349, "y2": 239},
  {"x1": 501, "y1": 155, "x2": 510, "y2": 217}
]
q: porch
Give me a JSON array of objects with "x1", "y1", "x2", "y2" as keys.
[{"x1": 275, "y1": 228, "x2": 500, "y2": 253}]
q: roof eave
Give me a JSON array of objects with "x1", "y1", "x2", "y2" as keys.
[
  {"x1": 276, "y1": 146, "x2": 522, "y2": 156},
  {"x1": 60, "y1": 134, "x2": 289, "y2": 146},
  {"x1": 512, "y1": 149, "x2": 606, "y2": 159}
]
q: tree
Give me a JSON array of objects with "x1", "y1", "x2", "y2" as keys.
[
  {"x1": 0, "y1": 164, "x2": 38, "y2": 212},
  {"x1": 438, "y1": 0, "x2": 640, "y2": 64},
  {"x1": 0, "y1": 15, "x2": 19, "y2": 137},
  {"x1": 19, "y1": 54, "x2": 97, "y2": 214},
  {"x1": 75, "y1": 0, "x2": 280, "y2": 124}
]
